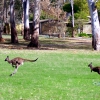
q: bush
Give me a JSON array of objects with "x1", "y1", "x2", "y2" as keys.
[
  {"x1": 78, "y1": 33, "x2": 88, "y2": 37},
  {"x1": 78, "y1": 33, "x2": 92, "y2": 38}
]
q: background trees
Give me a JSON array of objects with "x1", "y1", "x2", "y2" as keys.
[
  {"x1": 63, "y1": 0, "x2": 100, "y2": 20},
  {"x1": 1, "y1": 0, "x2": 100, "y2": 50}
]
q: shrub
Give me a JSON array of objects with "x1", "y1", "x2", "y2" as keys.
[
  {"x1": 78, "y1": 33, "x2": 92, "y2": 38},
  {"x1": 78, "y1": 33, "x2": 88, "y2": 37}
]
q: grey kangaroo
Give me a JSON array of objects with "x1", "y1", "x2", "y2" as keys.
[
  {"x1": 88, "y1": 62, "x2": 100, "y2": 75},
  {"x1": 5, "y1": 56, "x2": 38, "y2": 76}
]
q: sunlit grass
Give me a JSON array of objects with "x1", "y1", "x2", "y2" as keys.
[{"x1": 0, "y1": 49, "x2": 100, "y2": 100}]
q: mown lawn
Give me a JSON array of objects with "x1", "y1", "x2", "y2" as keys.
[{"x1": 0, "y1": 49, "x2": 100, "y2": 100}]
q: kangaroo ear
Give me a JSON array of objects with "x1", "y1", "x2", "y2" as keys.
[{"x1": 90, "y1": 62, "x2": 92, "y2": 64}]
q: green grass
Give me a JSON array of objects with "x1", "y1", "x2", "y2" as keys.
[{"x1": 0, "y1": 49, "x2": 100, "y2": 100}]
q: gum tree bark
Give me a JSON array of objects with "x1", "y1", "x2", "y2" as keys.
[
  {"x1": 23, "y1": 0, "x2": 30, "y2": 40},
  {"x1": 87, "y1": 0, "x2": 100, "y2": 50},
  {"x1": 70, "y1": 0, "x2": 74, "y2": 37},
  {"x1": 0, "y1": 0, "x2": 5, "y2": 41},
  {"x1": 28, "y1": 0, "x2": 40, "y2": 48},
  {"x1": 10, "y1": 0, "x2": 18, "y2": 43},
  {"x1": 2, "y1": 0, "x2": 6, "y2": 24},
  {"x1": 0, "y1": 28, "x2": 3, "y2": 40}
]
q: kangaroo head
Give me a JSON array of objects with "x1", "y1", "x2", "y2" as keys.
[
  {"x1": 88, "y1": 62, "x2": 92, "y2": 67},
  {"x1": 5, "y1": 56, "x2": 9, "y2": 61}
]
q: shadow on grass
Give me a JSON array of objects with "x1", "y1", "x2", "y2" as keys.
[
  {"x1": 40, "y1": 37, "x2": 92, "y2": 50},
  {"x1": 0, "y1": 35, "x2": 92, "y2": 50}
]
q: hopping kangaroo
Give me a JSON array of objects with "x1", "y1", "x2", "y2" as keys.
[
  {"x1": 88, "y1": 62, "x2": 100, "y2": 75},
  {"x1": 5, "y1": 56, "x2": 38, "y2": 76}
]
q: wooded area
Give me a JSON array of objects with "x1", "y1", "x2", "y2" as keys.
[{"x1": 0, "y1": 0, "x2": 100, "y2": 50}]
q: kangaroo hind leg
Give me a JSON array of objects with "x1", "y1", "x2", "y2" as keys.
[
  {"x1": 10, "y1": 67, "x2": 18, "y2": 76},
  {"x1": 10, "y1": 64, "x2": 19, "y2": 76}
]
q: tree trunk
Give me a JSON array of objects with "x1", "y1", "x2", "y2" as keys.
[
  {"x1": 21, "y1": 0, "x2": 24, "y2": 36},
  {"x1": 1, "y1": 0, "x2": 5, "y2": 38},
  {"x1": 10, "y1": 0, "x2": 18, "y2": 43},
  {"x1": 23, "y1": 0, "x2": 30, "y2": 40},
  {"x1": 2, "y1": 0, "x2": 6, "y2": 34},
  {"x1": 2, "y1": 0, "x2": 10, "y2": 34},
  {"x1": 0, "y1": 28, "x2": 3, "y2": 41},
  {"x1": 0, "y1": 27, "x2": 5, "y2": 42},
  {"x1": 87, "y1": 0, "x2": 100, "y2": 51},
  {"x1": 2, "y1": 0, "x2": 6, "y2": 24},
  {"x1": 28, "y1": 0, "x2": 40, "y2": 48},
  {"x1": 71, "y1": 0, "x2": 74, "y2": 37}
]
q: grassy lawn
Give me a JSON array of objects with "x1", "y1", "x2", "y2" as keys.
[
  {"x1": 0, "y1": 48, "x2": 100, "y2": 100},
  {"x1": 0, "y1": 35, "x2": 99, "y2": 100}
]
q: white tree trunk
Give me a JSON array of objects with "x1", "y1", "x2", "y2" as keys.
[
  {"x1": 70, "y1": 0, "x2": 74, "y2": 37},
  {"x1": 87, "y1": 0, "x2": 100, "y2": 51},
  {"x1": 23, "y1": 0, "x2": 30, "y2": 39},
  {"x1": 23, "y1": 0, "x2": 29, "y2": 28}
]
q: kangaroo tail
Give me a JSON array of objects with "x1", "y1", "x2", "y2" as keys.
[
  {"x1": 24, "y1": 58, "x2": 38, "y2": 62},
  {"x1": 32, "y1": 58, "x2": 38, "y2": 62}
]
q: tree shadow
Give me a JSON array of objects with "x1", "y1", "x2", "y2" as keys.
[
  {"x1": 40, "y1": 37, "x2": 92, "y2": 50},
  {"x1": 0, "y1": 35, "x2": 92, "y2": 50}
]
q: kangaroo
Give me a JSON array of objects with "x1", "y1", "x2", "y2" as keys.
[
  {"x1": 5, "y1": 56, "x2": 38, "y2": 76},
  {"x1": 88, "y1": 62, "x2": 100, "y2": 75}
]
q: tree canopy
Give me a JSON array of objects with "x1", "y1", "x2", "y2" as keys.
[
  {"x1": 63, "y1": 3, "x2": 80, "y2": 13},
  {"x1": 62, "y1": 0, "x2": 100, "y2": 20}
]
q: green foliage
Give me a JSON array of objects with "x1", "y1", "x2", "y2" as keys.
[
  {"x1": 29, "y1": 10, "x2": 57, "y2": 21},
  {"x1": 63, "y1": 3, "x2": 80, "y2": 13},
  {"x1": 14, "y1": 0, "x2": 22, "y2": 20},
  {"x1": 73, "y1": 0, "x2": 100, "y2": 19},
  {"x1": 63, "y1": 0, "x2": 89, "y2": 20},
  {"x1": 40, "y1": 10, "x2": 56, "y2": 20},
  {"x1": 78, "y1": 32, "x2": 92, "y2": 38},
  {"x1": 88, "y1": 34, "x2": 92, "y2": 38},
  {"x1": 74, "y1": 0, "x2": 89, "y2": 20},
  {"x1": 74, "y1": 11, "x2": 88, "y2": 20},
  {"x1": 29, "y1": 13, "x2": 33, "y2": 21},
  {"x1": 97, "y1": 2, "x2": 100, "y2": 17},
  {"x1": 78, "y1": 33, "x2": 88, "y2": 37},
  {"x1": 40, "y1": 10, "x2": 47, "y2": 19},
  {"x1": 15, "y1": 0, "x2": 22, "y2": 10}
]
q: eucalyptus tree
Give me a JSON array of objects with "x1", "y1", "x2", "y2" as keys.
[
  {"x1": 87, "y1": 0, "x2": 100, "y2": 51},
  {"x1": 2, "y1": 0, "x2": 6, "y2": 24},
  {"x1": 2, "y1": 0, "x2": 10, "y2": 23},
  {"x1": 0, "y1": 0, "x2": 5, "y2": 40},
  {"x1": 2, "y1": 0, "x2": 10, "y2": 34},
  {"x1": 23, "y1": 0, "x2": 30, "y2": 40},
  {"x1": 70, "y1": 0, "x2": 74, "y2": 37},
  {"x1": 10, "y1": 0, "x2": 18, "y2": 43},
  {"x1": 28, "y1": 0, "x2": 40, "y2": 47}
]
